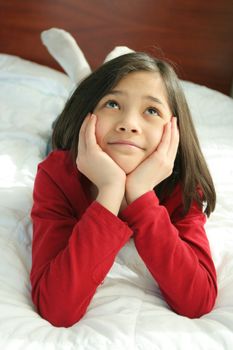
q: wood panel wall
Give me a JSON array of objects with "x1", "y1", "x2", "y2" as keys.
[{"x1": 0, "y1": 0, "x2": 232, "y2": 95}]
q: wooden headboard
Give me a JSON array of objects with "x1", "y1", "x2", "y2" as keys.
[{"x1": 1, "y1": 0, "x2": 233, "y2": 95}]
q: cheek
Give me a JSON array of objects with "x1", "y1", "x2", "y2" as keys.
[
  {"x1": 147, "y1": 126, "x2": 164, "y2": 152},
  {"x1": 95, "y1": 120, "x2": 103, "y2": 145},
  {"x1": 95, "y1": 116, "x2": 109, "y2": 146}
]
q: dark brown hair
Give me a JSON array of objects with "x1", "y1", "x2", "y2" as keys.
[{"x1": 52, "y1": 52, "x2": 216, "y2": 216}]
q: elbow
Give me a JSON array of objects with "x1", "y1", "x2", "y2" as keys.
[
  {"x1": 175, "y1": 282, "x2": 218, "y2": 319},
  {"x1": 177, "y1": 299, "x2": 216, "y2": 319},
  {"x1": 31, "y1": 285, "x2": 87, "y2": 328},
  {"x1": 30, "y1": 267, "x2": 96, "y2": 327},
  {"x1": 162, "y1": 274, "x2": 218, "y2": 319}
]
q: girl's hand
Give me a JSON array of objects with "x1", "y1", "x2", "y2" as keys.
[
  {"x1": 76, "y1": 114, "x2": 126, "y2": 215},
  {"x1": 125, "y1": 117, "x2": 179, "y2": 204},
  {"x1": 76, "y1": 114, "x2": 126, "y2": 190}
]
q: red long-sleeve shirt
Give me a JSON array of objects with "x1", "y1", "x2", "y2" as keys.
[{"x1": 30, "y1": 150, "x2": 217, "y2": 327}]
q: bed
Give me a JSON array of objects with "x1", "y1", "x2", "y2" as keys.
[{"x1": 0, "y1": 1, "x2": 233, "y2": 349}]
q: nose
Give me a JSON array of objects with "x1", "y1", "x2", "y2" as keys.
[{"x1": 115, "y1": 111, "x2": 141, "y2": 134}]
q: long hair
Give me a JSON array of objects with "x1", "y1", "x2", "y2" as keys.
[{"x1": 52, "y1": 52, "x2": 216, "y2": 217}]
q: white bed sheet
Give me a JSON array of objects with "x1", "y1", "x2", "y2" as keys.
[{"x1": 0, "y1": 53, "x2": 233, "y2": 350}]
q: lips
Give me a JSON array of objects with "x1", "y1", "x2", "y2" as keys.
[{"x1": 108, "y1": 140, "x2": 143, "y2": 149}]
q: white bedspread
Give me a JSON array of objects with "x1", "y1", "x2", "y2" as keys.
[{"x1": 0, "y1": 54, "x2": 233, "y2": 350}]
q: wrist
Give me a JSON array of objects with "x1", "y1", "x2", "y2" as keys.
[
  {"x1": 97, "y1": 171, "x2": 126, "y2": 191},
  {"x1": 126, "y1": 176, "x2": 154, "y2": 204},
  {"x1": 126, "y1": 186, "x2": 148, "y2": 205},
  {"x1": 97, "y1": 183, "x2": 125, "y2": 215}
]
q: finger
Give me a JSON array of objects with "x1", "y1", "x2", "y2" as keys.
[
  {"x1": 85, "y1": 114, "x2": 98, "y2": 148},
  {"x1": 168, "y1": 117, "x2": 180, "y2": 160},
  {"x1": 156, "y1": 121, "x2": 172, "y2": 154},
  {"x1": 78, "y1": 114, "x2": 90, "y2": 153}
]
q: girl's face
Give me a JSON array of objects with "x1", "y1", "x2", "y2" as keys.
[{"x1": 93, "y1": 71, "x2": 172, "y2": 174}]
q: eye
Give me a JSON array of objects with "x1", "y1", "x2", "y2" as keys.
[
  {"x1": 145, "y1": 107, "x2": 160, "y2": 117},
  {"x1": 105, "y1": 100, "x2": 120, "y2": 109}
]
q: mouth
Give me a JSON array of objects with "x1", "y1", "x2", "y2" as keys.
[{"x1": 108, "y1": 140, "x2": 144, "y2": 149}]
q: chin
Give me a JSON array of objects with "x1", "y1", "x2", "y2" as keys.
[{"x1": 113, "y1": 158, "x2": 140, "y2": 175}]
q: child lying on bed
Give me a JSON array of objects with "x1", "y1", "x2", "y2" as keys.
[{"x1": 30, "y1": 52, "x2": 217, "y2": 327}]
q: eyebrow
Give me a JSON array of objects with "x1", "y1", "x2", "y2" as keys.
[{"x1": 107, "y1": 90, "x2": 164, "y2": 106}]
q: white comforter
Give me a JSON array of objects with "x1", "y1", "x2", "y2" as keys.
[{"x1": 0, "y1": 53, "x2": 233, "y2": 350}]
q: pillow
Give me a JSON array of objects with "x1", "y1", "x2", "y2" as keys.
[
  {"x1": 0, "y1": 54, "x2": 72, "y2": 141},
  {"x1": 0, "y1": 53, "x2": 71, "y2": 89}
]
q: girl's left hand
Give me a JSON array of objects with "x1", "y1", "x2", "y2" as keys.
[{"x1": 125, "y1": 117, "x2": 179, "y2": 204}]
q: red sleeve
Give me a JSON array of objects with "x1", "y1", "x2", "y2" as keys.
[
  {"x1": 120, "y1": 190, "x2": 217, "y2": 318},
  {"x1": 30, "y1": 168, "x2": 132, "y2": 327}
]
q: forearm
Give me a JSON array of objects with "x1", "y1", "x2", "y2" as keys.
[
  {"x1": 135, "y1": 219, "x2": 217, "y2": 317},
  {"x1": 31, "y1": 201, "x2": 132, "y2": 327},
  {"x1": 121, "y1": 191, "x2": 217, "y2": 318}
]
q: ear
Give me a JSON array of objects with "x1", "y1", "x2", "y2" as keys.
[
  {"x1": 103, "y1": 46, "x2": 135, "y2": 63},
  {"x1": 41, "y1": 28, "x2": 91, "y2": 84}
]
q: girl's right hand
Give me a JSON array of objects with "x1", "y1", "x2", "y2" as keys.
[{"x1": 76, "y1": 114, "x2": 126, "y2": 192}]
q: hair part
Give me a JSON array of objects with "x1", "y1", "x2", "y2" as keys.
[{"x1": 52, "y1": 52, "x2": 216, "y2": 217}]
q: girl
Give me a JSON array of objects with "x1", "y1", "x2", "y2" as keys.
[{"x1": 30, "y1": 52, "x2": 217, "y2": 328}]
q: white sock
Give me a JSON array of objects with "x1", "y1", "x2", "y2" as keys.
[
  {"x1": 103, "y1": 46, "x2": 134, "y2": 63},
  {"x1": 41, "y1": 28, "x2": 91, "y2": 83}
]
